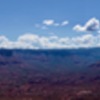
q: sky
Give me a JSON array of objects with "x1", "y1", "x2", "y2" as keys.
[{"x1": 0, "y1": 0, "x2": 100, "y2": 49}]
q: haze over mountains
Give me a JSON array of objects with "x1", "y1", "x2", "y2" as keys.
[{"x1": 0, "y1": 48, "x2": 100, "y2": 100}]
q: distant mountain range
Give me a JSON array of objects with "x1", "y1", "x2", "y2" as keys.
[{"x1": 0, "y1": 48, "x2": 100, "y2": 100}]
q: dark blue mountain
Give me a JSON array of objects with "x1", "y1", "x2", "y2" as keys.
[{"x1": 0, "y1": 48, "x2": 100, "y2": 100}]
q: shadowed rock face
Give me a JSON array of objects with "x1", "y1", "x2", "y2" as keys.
[
  {"x1": 89, "y1": 62, "x2": 100, "y2": 68},
  {"x1": 0, "y1": 49, "x2": 13, "y2": 57},
  {"x1": 0, "y1": 48, "x2": 100, "y2": 100}
]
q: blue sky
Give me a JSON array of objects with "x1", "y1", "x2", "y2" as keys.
[{"x1": 0, "y1": 0, "x2": 100, "y2": 49}]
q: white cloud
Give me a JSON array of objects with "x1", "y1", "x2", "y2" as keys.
[
  {"x1": 35, "y1": 24, "x2": 48, "y2": 30},
  {"x1": 0, "y1": 35, "x2": 8, "y2": 42},
  {"x1": 43, "y1": 19, "x2": 54, "y2": 26},
  {"x1": 61, "y1": 21, "x2": 69, "y2": 26},
  {"x1": 18, "y1": 34, "x2": 39, "y2": 42},
  {"x1": 73, "y1": 24, "x2": 85, "y2": 32},
  {"x1": 35, "y1": 19, "x2": 69, "y2": 29},
  {"x1": 43, "y1": 19, "x2": 69, "y2": 27},
  {"x1": 0, "y1": 33, "x2": 100, "y2": 49},
  {"x1": 73, "y1": 18, "x2": 100, "y2": 32}
]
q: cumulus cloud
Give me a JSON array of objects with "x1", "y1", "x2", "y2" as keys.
[
  {"x1": 61, "y1": 21, "x2": 69, "y2": 26},
  {"x1": 73, "y1": 25, "x2": 85, "y2": 32},
  {"x1": 0, "y1": 33, "x2": 100, "y2": 49},
  {"x1": 35, "y1": 19, "x2": 69, "y2": 29},
  {"x1": 43, "y1": 19, "x2": 54, "y2": 26},
  {"x1": 43, "y1": 19, "x2": 69, "y2": 27},
  {"x1": 73, "y1": 18, "x2": 100, "y2": 32}
]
